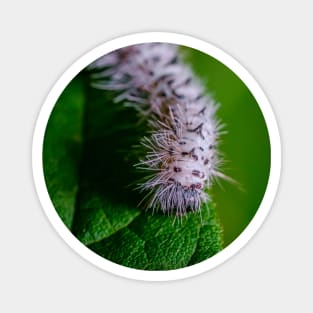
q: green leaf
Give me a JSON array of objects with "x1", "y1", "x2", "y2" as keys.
[
  {"x1": 88, "y1": 228, "x2": 149, "y2": 269},
  {"x1": 43, "y1": 76, "x2": 85, "y2": 229},
  {"x1": 71, "y1": 82, "x2": 143, "y2": 244},
  {"x1": 188, "y1": 203, "x2": 223, "y2": 265},
  {"x1": 89, "y1": 203, "x2": 223, "y2": 270},
  {"x1": 72, "y1": 192, "x2": 140, "y2": 245}
]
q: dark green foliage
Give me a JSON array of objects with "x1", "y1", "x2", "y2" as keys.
[
  {"x1": 43, "y1": 77, "x2": 84, "y2": 229},
  {"x1": 73, "y1": 195, "x2": 141, "y2": 245},
  {"x1": 71, "y1": 82, "x2": 144, "y2": 244},
  {"x1": 89, "y1": 228, "x2": 149, "y2": 269},
  {"x1": 89, "y1": 203, "x2": 223, "y2": 270},
  {"x1": 189, "y1": 203, "x2": 223, "y2": 265}
]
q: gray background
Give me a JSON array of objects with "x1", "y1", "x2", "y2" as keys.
[{"x1": 1, "y1": 1, "x2": 312, "y2": 312}]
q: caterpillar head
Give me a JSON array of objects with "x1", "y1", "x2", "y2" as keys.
[
  {"x1": 140, "y1": 158, "x2": 209, "y2": 215},
  {"x1": 147, "y1": 181, "x2": 205, "y2": 215}
]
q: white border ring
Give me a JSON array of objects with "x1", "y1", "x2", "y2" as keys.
[{"x1": 32, "y1": 32, "x2": 281, "y2": 281}]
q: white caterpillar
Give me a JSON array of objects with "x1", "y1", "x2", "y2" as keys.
[{"x1": 89, "y1": 43, "x2": 223, "y2": 215}]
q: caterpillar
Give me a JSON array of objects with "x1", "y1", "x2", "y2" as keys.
[{"x1": 88, "y1": 43, "x2": 224, "y2": 216}]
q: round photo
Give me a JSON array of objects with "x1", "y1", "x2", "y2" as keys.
[{"x1": 32, "y1": 33, "x2": 280, "y2": 281}]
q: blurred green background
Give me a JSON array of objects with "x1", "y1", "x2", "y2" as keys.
[
  {"x1": 182, "y1": 47, "x2": 270, "y2": 246},
  {"x1": 43, "y1": 45, "x2": 270, "y2": 253}
]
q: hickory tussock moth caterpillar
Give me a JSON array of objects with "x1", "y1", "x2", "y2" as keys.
[{"x1": 88, "y1": 43, "x2": 224, "y2": 215}]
